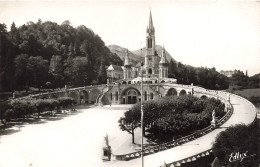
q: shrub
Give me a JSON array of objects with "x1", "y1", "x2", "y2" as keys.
[
  {"x1": 212, "y1": 124, "x2": 258, "y2": 167},
  {"x1": 121, "y1": 95, "x2": 226, "y2": 142}
]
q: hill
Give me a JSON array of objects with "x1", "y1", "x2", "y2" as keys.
[
  {"x1": 132, "y1": 45, "x2": 176, "y2": 62},
  {"x1": 0, "y1": 20, "x2": 122, "y2": 91},
  {"x1": 107, "y1": 44, "x2": 176, "y2": 65},
  {"x1": 107, "y1": 45, "x2": 144, "y2": 65}
]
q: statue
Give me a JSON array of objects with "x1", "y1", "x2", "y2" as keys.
[
  {"x1": 102, "y1": 133, "x2": 111, "y2": 161},
  {"x1": 211, "y1": 110, "x2": 216, "y2": 127},
  {"x1": 12, "y1": 91, "x2": 16, "y2": 99}
]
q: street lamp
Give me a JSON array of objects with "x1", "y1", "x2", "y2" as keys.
[{"x1": 141, "y1": 60, "x2": 144, "y2": 167}]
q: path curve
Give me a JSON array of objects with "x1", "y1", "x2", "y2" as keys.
[{"x1": 106, "y1": 91, "x2": 257, "y2": 167}]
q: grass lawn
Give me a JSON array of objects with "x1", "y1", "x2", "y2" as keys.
[{"x1": 234, "y1": 88, "x2": 260, "y2": 98}]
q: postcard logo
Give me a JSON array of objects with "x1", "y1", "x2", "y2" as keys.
[{"x1": 229, "y1": 151, "x2": 256, "y2": 162}]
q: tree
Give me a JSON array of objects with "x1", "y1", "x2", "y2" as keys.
[
  {"x1": 0, "y1": 101, "x2": 12, "y2": 123},
  {"x1": 67, "y1": 56, "x2": 89, "y2": 86},
  {"x1": 10, "y1": 22, "x2": 20, "y2": 45},
  {"x1": 122, "y1": 95, "x2": 225, "y2": 143},
  {"x1": 168, "y1": 59, "x2": 177, "y2": 78},
  {"x1": 14, "y1": 54, "x2": 30, "y2": 91},
  {"x1": 97, "y1": 57, "x2": 107, "y2": 84},
  {"x1": 212, "y1": 124, "x2": 258, "y2": 167},
  {"x1": 27, "y1": 56, "x2": 49, "y2": 91},
  {"x1": 230, "y1": 70, "x2": 249, "y2": 89},
  {"x1": 118, "y1": 109, "x2": 141, "y2": 144},
  {"x1": 0, "y1": 20, "x2": 122, "y2": 91},
  {"x1": 49, "y1": 55, "x2": 63, "y2": 74}
]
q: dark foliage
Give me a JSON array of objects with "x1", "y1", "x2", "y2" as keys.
[
  {"x1": 0, "y1": 21, "x2": 122, "y2": 91},
  {"x1": 119, "y1": 95, "x2": 226, "y2": 143},
  {"x1": 212, "y1": 124, "x2": 258, "y2": 167},
  {"x1": 168, "y1": 60, "x2": 229, "y2": 90}
]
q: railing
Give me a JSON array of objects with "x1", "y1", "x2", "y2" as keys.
[
  {"x1": 160, "y1": 94, "x2": 257, "y2": 167},
  {"x1": 114, "y1": 88, "x2": 233, "y2": 161}
]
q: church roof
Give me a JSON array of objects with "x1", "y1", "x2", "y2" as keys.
[{"x1": 107, "y1": 64, "x2": 123, "y2": 71}]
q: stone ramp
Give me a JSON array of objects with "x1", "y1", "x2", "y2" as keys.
[{"x1": 105, "y1": 93, "x2": 257, "y2": 167}]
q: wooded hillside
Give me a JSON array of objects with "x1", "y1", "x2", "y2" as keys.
[{"x1": 0, "y1": 20, "x2": 123, "y2": 91}]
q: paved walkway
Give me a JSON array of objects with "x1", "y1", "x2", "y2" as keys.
[
  {"x1": 0, "y1": 94, "x2": 256, "y2": 167},
  {"x1": 105, "y1": 93, "x2": 256, "y2": 167}
]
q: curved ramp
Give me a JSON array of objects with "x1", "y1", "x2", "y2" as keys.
[{"x1": 106, "y1": 92, "x2": 256, "y2": 167}]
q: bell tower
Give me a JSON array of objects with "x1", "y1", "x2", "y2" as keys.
[{"x1": 144, "y1": 9, "x2": 159, "y2": 78}]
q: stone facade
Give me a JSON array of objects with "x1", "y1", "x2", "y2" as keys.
[
  {"x1": 107, "y1": 64, "x2": 123, "y2": 82},
  {"x1": 107, "y1": 10, "x2": 175, "y2": 84}
]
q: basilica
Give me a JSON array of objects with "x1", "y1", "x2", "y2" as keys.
[{"x1": 107, "y1": 11, "x2": 177, "y2": 84}]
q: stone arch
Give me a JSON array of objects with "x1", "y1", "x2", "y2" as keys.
[
  {"x1": 122, "y1": 81, "x2": 127, "y2": 84},
  {"x1": 128, "y1": 81, "x2": 131, "y2": 84},
  {"x1": 161, "y1": 80, "x2": 165, "y2": 83},
  {"x1": 80, "y1": 90, "x2": 89, "y2": 104},
  {"x1": 179, "y1": 90, "x2": 187, "y2": 96},
  {"x1": 121, "y1": 87, "x2": 141, "y2": 104},
  {"x1": 166, "y1": 88, "x2": 177, "y2": 96},
  {"x1": 201, "y1": 95, "x2": 207, "y2": 99},
  {"x1": 68, "y1": 91, "x2": 79, "y2": 104},
  {"x1": 89, "y1": 88, "x2": 101, "y2": 104}
]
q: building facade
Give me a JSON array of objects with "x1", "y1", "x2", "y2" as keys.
[
  {"x1": 107, "y1": 10, "x2": 176, "y2": 84},
  {"x1": 103, "y1": 10, "x2": 177, "y2": 104}
]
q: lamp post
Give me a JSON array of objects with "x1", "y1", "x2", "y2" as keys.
[{"x1": 141, "y1": 60, "x2": 144, "y2": 167}]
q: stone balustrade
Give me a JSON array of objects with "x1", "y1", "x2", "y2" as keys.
[
  {"x1": 159, "y1": 93, "x2": 257, "y2": 167},
  {"x1": 114, "y1": 88, "x2": 233, "y2": 161}
]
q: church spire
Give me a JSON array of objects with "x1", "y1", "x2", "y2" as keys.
[{"x1": 148, "y1": 9, "x2": 154, "y2": 30}]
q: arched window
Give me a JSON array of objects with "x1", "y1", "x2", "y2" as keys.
[
  {"x1": 115, "y1": 91, "x2": 118, "y2": 101},
  {"x1": 148, "y1": 39, "x2": 152, "y2": 48},
  {"x1": 144, "y1": 91, "x2": 147, "y2": 101},
  {"x1": 148, "y1": 69, "x2": 152, "y2": 74},
  {"x1": 150, "y1": 93, "x2": 153, "y2": 100}
]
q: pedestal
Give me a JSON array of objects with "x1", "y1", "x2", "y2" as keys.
[
  {"x1": 102, "y1": 146, "x2": 111, "y2": 161},
  {"x1": 211, "y1": 120, "x2": 216, "y2": 128}
]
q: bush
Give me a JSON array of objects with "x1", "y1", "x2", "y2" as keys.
[
  {"x1": 212, "y1": 124, "x2": 258, "y2": 167},
  {"x1": 122, "y1": 95, "x2": 226, "y2": 142}
]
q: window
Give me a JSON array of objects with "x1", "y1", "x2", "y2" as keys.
[
  {"x1": 148, "y1": 39, "x2": 152, "y2": 48},
  {"x1": 150, "y1": 93, "x2": 153, "y2": 100},
  {"x1": 148, "y1": 69, "x2": 152, "y2": 74},
  {"x1": 116, "y1": 91, "x2": 118, "y2": 101}
]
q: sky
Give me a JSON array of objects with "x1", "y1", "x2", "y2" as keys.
[{"x1": 0, "y1": 0, "x2": 259, "y2": 76}]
